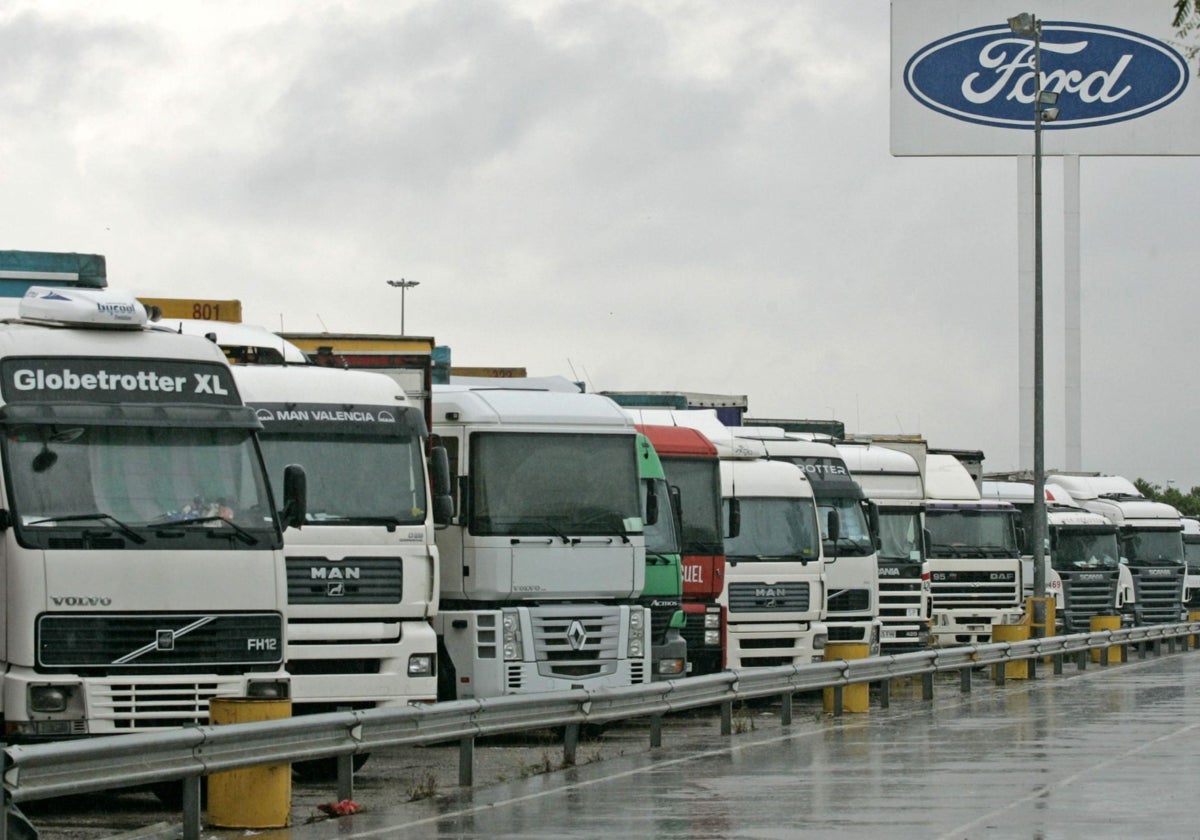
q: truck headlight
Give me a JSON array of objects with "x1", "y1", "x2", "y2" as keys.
[
  {"x1": 813, "y1": 632, "x2": 828, "y2": 651},
  {"x1": 503, "y1": 610, "x2": 523, "y2": 661},
  {"x1": 628, "y1": 608, "x2": 646, "y2": 658},
  {"x1": 29, "y1": 684, "x2": 73, "y2": 713},
  {"x1": 704, "y1": 611, "x2": 721, "y2": 630},
  {"x1": 408, "y1": 654, "x2": 434, "y2": 677},
  {"x1": 246, "y1": 679, "x2": 290, "y2": 700}
]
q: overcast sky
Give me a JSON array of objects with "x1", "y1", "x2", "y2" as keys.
[{"x1": 3, "y1": 1, "x2": 1198, "y2": 487}]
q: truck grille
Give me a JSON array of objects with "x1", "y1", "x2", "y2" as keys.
[
  {"x1": 287, "y1": 556, "x2": 402, "y2": 604},
  {"x1": 1129, "y1": 567, "x2": 1185, "y2": 625},
  {"x1": 37, "y1": 613, "x2": 283, "y2": 670},
  {"x1": 878, "y1": 567, "x2": 927, "y2": 652},
  {"x1": 1058, "y1": 570, "x2": 1120, "y2": 633},
  {"x1": 929, "y1": 569, "x2": 1020, "y2": 610},
  {"x1": 641, "y1": 596, "x2": 680, "y2": 643},
  {"x1": 727, "y1": 582, "x2": 810, "y2": 612},
  {"x1": 827, "y1": 588, "x2": 870, "y2": 614},
  {"x1": 531, "y1": 607, "x2": 624, "y2": 663},
  {"x1": 90, "y1": 678, "x2": 243, "y2": 730}
]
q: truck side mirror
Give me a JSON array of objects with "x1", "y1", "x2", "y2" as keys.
[
  {"x1": 280, "y1": 464, "x2": 307, "y2": 530},
  {"x1": 670, "y1": 485, "x2": 684, "y2": 545},
  {"x1": 429, "y1": 446, "x2": 454, "y2": 528},
  {"x1": 866, "y1": 501, "x2": 881, "y2": 550},
  {"x1": 825, "y1": 509, "x2": 840, "y2": 560}
]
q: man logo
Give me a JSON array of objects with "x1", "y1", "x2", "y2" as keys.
[{"x1": 327, "y1": 582, "x2": 346, "y2": 597}]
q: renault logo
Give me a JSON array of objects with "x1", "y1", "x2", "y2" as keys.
[{"x1": 567, "y1": 620, "x2": 588, "y2": 651}]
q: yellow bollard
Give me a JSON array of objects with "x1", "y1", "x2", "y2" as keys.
[
  {"x1": 823, "y1": 642, "x2": 871, "y2": 713},
  {"x1": 1089, "y1": 614, "x2": 1124, "y2": 664},
  {"x1": 993, "y1": 623, "x2": 1031, "y2": 679},
  {"x1": 207, "y1": 698, "x2": 292, "y2": 829},
  {"x1": 1189, "y1": 610, "x2": 1200, "y2": 649}
]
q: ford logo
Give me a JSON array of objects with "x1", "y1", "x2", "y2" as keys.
[{"x1": 904, "y1": 22, "x2": 1189, "y2": 130}]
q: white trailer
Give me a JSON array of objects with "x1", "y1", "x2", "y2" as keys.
[
  {"x1": 432, "y1": 385, "x2": 650, "y2": 698},
  {"x1": 0, "y1": 288, "x2": 300, "y2": 739},
  {"x1": 835, "y1": 441, "x2": 930, "y2": 652}
]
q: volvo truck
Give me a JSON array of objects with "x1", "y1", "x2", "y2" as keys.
[
  {"x1": 431, "y1": 384, "x2": 650, "y2": 698},
  {"x1": 924, "y1": 453, "x2": 1023, "y2": 646},
  {"x1": 835, "y1": 440, "x2": 930, "y2": 652},
  {"x1": 1046, "y1": 473, "x2": 1186, "y2": 626},
  {"x1": 0, "y1": 287, "x2": 302, "y2": 739}
]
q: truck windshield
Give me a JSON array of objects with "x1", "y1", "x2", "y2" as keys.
[
  {"x1": 5, "y1": 423, "x2": 276, "y2": 550},
  {"x1": 258, "y1": 434, "x2": 426, "y2": 525},
  {"x1": 816, "y1": 496, "x2": 873, "y2": 556},
  {"x1": 660, "y1": 457, "x2": 723, "y2": 556},
  {"x1": 877, "y1": 509, "x2": 924, "y2": 562},
  {"x1": 469, "y1": 432, "x2": 640, "y2": 537},
  {"x1": 925, "y1": 510, "x2": 1018, "y2": 559},
  {"x1": 723, "y1": 497, "x2": 820, "y2": 563},
  {"x1": 1185, "y1": 538, "x2": 1200, "y2": 574},
  {"x1": 1121, "y1": 529, "x2": 1185, "y2": 568},
  {"x1": 1052, "y1": 530, "x2": 1120, "y2": 571},
  {"x1": 642, "y1": 477, "x2": 680, "y2": 556}
]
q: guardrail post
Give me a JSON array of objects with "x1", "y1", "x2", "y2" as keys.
[
  {"x1": 992, "y1": 662, "x2": 1006, "y2": 686},
  {"x1": 458, "y1": 736, "x2": 475, "y2": 787},
  {"x1": 1138, "y1": 639, "x2": 1147, "y2": 660},
  {"x1": 563, "y1": 724, "x2": 579, "y2": 767},
  {"x1": 781, "y1": 693, "x2": 793, "y2": 725},
  {"x1": 650, "y1": 714, "x2": 663, "y2": 748},
  {"x1": 336, "y1": 753, "x2": 354, "y2": 802},
  {"x1": 1077, "y1": 649, "x2": 1088, "y2": 670},
  {"x1": 182, "y1": 776, "x2": 202, "y2": 840},
  {"x1": 922, "y1": 671, "x2": 934, "y2": 701},
  {"x1": 878, "y1": 679, "x2": 890, "y2": 710},
  {"x1": 1100, "y1": 645, "x2": 1109, "y2": 667},
  {"x1": 1053, "y1": 654, "x2": 1063, "y2": 675},
  {"x1": 830, "y1": 686, "x2": 844, "y2": 718},
  {"x1": 960, "y1": 667, "x2": 972, "y2": 694},
  {"x1": 720, "y1": 701, "x2": 733, "y2": 736}
]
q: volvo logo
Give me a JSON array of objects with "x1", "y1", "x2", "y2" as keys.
[
  {"x1": 566, "y1": 620, "x2": 588, "y2": 651},
  {"x1": 904, "y1": 22, "x2": 1189, "y2": 130}
]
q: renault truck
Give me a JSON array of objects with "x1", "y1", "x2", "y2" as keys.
[
  {"x1": 431, "y1": 384, "x2": 650, "y2": 698},
  {"x1": 0, "y1": 287, "x2": 302, "y2": 740}
]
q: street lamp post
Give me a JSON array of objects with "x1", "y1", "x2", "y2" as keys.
[
  {"x1": 1008, "y1": 12, "x2": 1058, "y2": 635},
  {"x1": 386, "y1": 279, "x2": 420, "y2": 335}
]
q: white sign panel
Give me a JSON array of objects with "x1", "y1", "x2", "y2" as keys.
[{"x1": 891, "y1": 0, "x2": 1198, "y2": 155}]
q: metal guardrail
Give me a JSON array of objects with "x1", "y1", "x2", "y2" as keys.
[{"x1": 5, "y1": 621, "x2": 1198, "y2": 838}]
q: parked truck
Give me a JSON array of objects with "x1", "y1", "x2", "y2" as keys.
[
  {"x1": 923, "y1": 452, "x2": 1024, "y2": 646},
  {"x1": 0, "y1": 287, "x2": 303, "y2": 740},
  {"x1": 1184, "y1": 517, "x2": 1200, "y2": 609},
  {"x1": 733, "y1": 429, "x2": 881, "y2": 653},
  {"x1": 1046, "y1": 473, "x2": 1186, "y2": 626},
  {"x1": 636, "y1": 433, "x2": 688, "y2": 679},
  {"x1": 431, "y1": 384, "x2": 650, "y2": 698},
  {"x1": 835, "y1": 440, "x2": 931, "y2": 652},
  {"x1": 636, "y1": 423, "x2": 727, "y2": 675}
]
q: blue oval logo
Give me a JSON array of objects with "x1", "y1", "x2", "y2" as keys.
[{"x1": 904, "y1": 22, "x2": 1189, "y2": 130}]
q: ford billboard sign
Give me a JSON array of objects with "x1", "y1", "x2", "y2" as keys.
[
  {"x1": 904, "y1": 23, "x2": 1188, "y2": 130},
  {"x1": 891, "y1": 1, "x2": 1200, "y2": 156}
]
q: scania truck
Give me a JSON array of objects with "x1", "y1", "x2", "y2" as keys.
[
  {"x1": 835, "y1": 440, "x2": 930, "y2": 653},
  {"x1": 924, "y1": 452, "x2": 1023, "y2": 646},
  {"x1": 431, "y1": 384, "x2": 650, "y2": 698},
  {"x1": 0, "y1": 287, "x2": 302, "y2": 739},
  {"x1": 733, "y1": 430, "x2": 881, "y2": 654},
  {"x1": 1046, "y1": 473, "x2": 1186, "y2": 625}
]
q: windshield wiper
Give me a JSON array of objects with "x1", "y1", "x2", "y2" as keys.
[
  {"x1": 523, "y1": 520, "x2": 572, "y2": 544},
  {"x1": 28, "y1": 512, "x2": 147, "y2": 545},
  {"x1": 155, "y1": 516, "x2": 258, "y2": 546}
]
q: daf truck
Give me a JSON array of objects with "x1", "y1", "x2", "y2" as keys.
[
  {"x1": 431, "y1": 384, "x2": 650, "y2": 698},
  {"x1": 924, "y1": 452, "x2": 1023, "y2": 646},
  {"x1": 0, "y1": 287, "x2": 302, "y2": 739},
  {"x1": 835, "y1": 440, "x2": 931, "y2": 652},
  {"x1": 1046, "y1": 473, "x2": 1186, "y2": 625},
  {"x1": 733, "y1": 430, "x2": 881, "y2": 653}
]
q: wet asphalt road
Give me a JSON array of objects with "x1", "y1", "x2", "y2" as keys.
[
  {"x1": 27, "y1": 646, "x2": 1200, "y2": 839},
  {"x1": 251, "y1": 648, "x2": 1200, "y2": 840}
]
